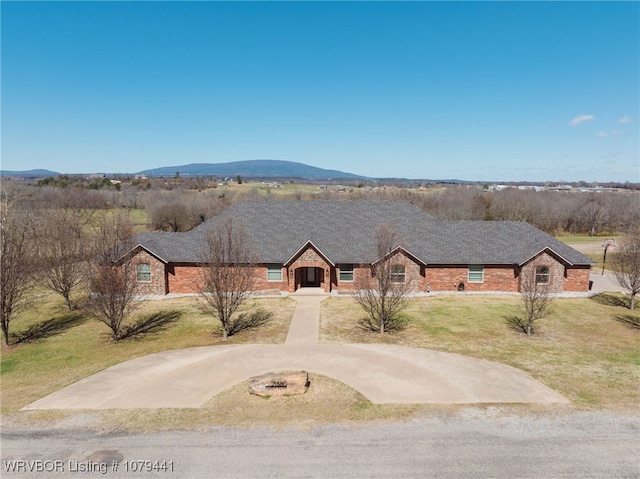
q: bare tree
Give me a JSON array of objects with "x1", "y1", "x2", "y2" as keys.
[
  {"x1": 147, "y1": 200, "x2": 194, "y2": 232},
  {"x1": 513, "y1": 260, "x2": 553, "y2": 335},
  {"x1": 198, "y1": 217, "x2": 258, "y2": 339},
  {"x1": 574, "y1": 194, "x2": 608, "y2": 236},
  {"x1": 144, "y1": 189, "x2": 226, "y2": 232},
  {"x1": 612, "y1": 230, "x2": 640, "y2": 310},
  {"x1": 354, "y1": 224, "x2": 411, "y2": 334},
  {"x1": 84, "y1": 213, "x2": 139, "y2": 342},
  {"x1": 33, "y1": 209, "x2": 90, "y2": 310},
  {"x1": 0, "y1": 189, "x2": 35, "y2": 345}
]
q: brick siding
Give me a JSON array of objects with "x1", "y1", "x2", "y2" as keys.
[
  {"x1": 167, "y1": 264, "x2": 202, "y2": 294},
  {"x1": 131, "y1": 249, "x2": 166, "y2": 295},
  {"x1": 424, "y1": 265, "x2": 520, "y2": 292},
  {"x1": 133, "y1": 247, "x2": 591, "y2": 296},
  {"x1": 564, "y1": 266, "x2": 591, "y2": 291},
  {"x1": 253, "y1": 264, "x2": 290, "y2": 292},
  {"x1": 288, "y1": 245, "x2": 332, "y2": 292}
]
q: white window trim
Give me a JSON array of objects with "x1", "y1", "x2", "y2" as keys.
[
  {"x1": 535, "y1": 265, "x2": 550, "y2": 284},
  {"x1": 267, "y1": 264, "x2": 283, "y2": 282},
  {"x1": 339, "y1": 264, "x2": 354, "y2": 282},
  {"x1": 136, "y1": 263, "x2": 152, "y2": 282},
  {"x1": 468, "y1": 265, "x2": 484, "y2": 283},
  {"x1": 390, "y1": 264, "x2": 406, "y2": 284}
]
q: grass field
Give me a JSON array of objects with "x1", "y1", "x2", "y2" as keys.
[
  {"x1": 555, "y1": 234, "x2": 615, "y2": 244},
  {"x1": 1, "y1": 291, "x2": 638, "y2": 431},
  {"x1": 320, "y1": 294, "x2": 640, "y2": 412},
  {"x1": 0, "y1": 293, "x2": 295, "y2": 418}
]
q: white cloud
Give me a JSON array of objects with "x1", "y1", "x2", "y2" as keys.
[
  {"x1": 568, "y1": 114, "x2": 595, "y2": 127},
  {"x1": 618, "y1": 115, "x2": 635, "y2": 124},
  {"x1": 596, "y1": 130, "x2": 626, "y2": 138}
]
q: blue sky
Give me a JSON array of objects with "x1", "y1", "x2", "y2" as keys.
[{"x1": 2, "y1": 1, "x2": 638, "y2": 182}]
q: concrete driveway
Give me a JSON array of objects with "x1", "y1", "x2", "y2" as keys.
[
  {"x1": 590, "y1": 272, "x2": 627, "y2": 293},
  {"x1": 23, "y1": 295, "x2": 568, "y2": 410}
]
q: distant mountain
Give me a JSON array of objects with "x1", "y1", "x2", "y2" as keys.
[
  {"x1": 138, "y1": 160, "x2": 367, "y2": 180},
  {"x1": 0, "y1": 169, "x2": 60, "y2": 177}
]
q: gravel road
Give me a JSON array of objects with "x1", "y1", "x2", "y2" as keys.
[{"x1": 2, "y1": 409, "x2": 638, "y2": 478}]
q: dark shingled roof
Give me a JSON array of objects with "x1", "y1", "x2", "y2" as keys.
[{"x1": 134, "y1": 200, "x2": 593, "y2": 266}]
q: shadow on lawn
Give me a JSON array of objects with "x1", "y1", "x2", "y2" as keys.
[
  {"x1": 505, "y1": 315, "x2": 538, "y2": 335},
  {"x1": 12, "y1": 313, "x2": 87, "y2": 344},
  {"x1": 228, "y1": 309, "x2": 273, "y2": 336},
  {"x1": 590, "y1": 293, "x2": 629, "y2": 309},
  {"x1": 614, "y1": 314, "x2": 640, "y2": 329},
  {"x1": 118, "y1": 310, "x2": 182, "y2": 341}
]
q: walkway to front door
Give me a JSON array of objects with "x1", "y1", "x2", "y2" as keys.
[{"x1": 285, "y1": 295, "x2": 324, "y2": 345}]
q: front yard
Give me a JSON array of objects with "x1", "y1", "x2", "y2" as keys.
[
  {"x1": 320, "y1": 293, "x2": 640, "y2": 411},
  {"x1": 1, "y1": 291, "x2": 638, "y2": 430}
]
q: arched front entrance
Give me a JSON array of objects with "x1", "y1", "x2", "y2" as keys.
[{"x1": 295, "y1": 266, "x2": 324, "y2": 290}]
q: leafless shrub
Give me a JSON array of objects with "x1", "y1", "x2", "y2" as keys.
[
  {"x1": 84, "y1": 213, "x2": 139, "y2": 342},
  {"x1": 611, "y1": 229, "x2": 640, "y2": 310},
  {"x1": 510, "y1": 260, "x2": 553, "y2": 335},
  {"x1": 0, "y1": 188, "x2": 36, "y2": 345},
  {"x1": 198, "y1": 217, "x2": 258, "y2": 339},
  {"x1": 145, "y1": 190, "x2": 231, "y2": 231},
  {"x1": 32, "y1": 208, "x2": 91, "y2": 310},
  {"x1": 354, "y1": 224, "x2": 411, "y2": 334}
]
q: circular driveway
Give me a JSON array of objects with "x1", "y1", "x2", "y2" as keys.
[
  {"x1": 23, "y1": 342, "x2": 567, "y2": 410},
  {"x1": 23, "y1": 295, "x2": 568, "y2": 410}
]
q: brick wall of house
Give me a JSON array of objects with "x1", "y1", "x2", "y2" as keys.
[
  {"x1": 132, "y1": 250, "x2": 167, "y2": 295},
  {"x1": 160, "y1": 251, "x2": 591, "y2": 295},
  {"x1": 564, "y1": 266, "x2": 591, "y2": 291},
  {"x1": 424, "y1": 265, "x2": 520, "y2": 292},
  {"x1": 168, "y1": 263, "x2": 291, "y2": 294},
  {"x1": 253, "y1": 264, "x2": 290, "y2": 292},
  {"x1": 390, "y1": 251, "x2": 422, "y2": 294},
  {"x1": 168, "y1": 264, "x2": 202, "y2": 294},
  {"x1": 333, "y1": 252, "x2": 423, "y2": 294},
  {"x1": 289, "y1": 246, "x2": 332, "y2": 292},
  {"x1": 520, "y1": 252, "x2": 565, "y2": 294}
]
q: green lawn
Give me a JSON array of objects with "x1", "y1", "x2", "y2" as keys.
[
  {"x1": 321, "y1": 294, "x2": 640, "y2": 412},
  {"x1": 0, "y1": 293, "x2": 296, "y2": 416},
  {"x1": 555, "y1": 234, "x2": 619, "y2": 244},
  {"x1": 2, "y1": 291, "x2": 638, "y2": 431}
]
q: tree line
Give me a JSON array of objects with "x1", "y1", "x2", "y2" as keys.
[{"x1": 9, "y1": 176, "x2": 640, "y2": 236}]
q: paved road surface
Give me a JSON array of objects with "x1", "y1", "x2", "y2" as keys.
[{"x1": 2, "y1": 410, "x2": 638, "y2": 478}]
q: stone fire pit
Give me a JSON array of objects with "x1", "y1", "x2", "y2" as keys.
[{"x1": 248, "y1": 371, "x2": 310, "y2": 397}]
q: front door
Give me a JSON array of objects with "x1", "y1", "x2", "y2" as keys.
[
  {"x1": 306, "y1": 267, "x2": 316, "y2": 284},
  {"x1": 300, "y1": 267, "x2": 321, "y2": 287}
]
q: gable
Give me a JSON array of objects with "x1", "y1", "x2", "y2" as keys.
[
  {"x1": 519, "y1": 247, "x2": 574, "y2": 267},
  {"x1": 285, "y1": 241, "x2": 334, "y2": 267},
  {"x1": 119, "y1": 244, "x2": 168, "y2": 265},
  {"x1": 372, "y1": 246, "x2": 425, "y2": 267}
]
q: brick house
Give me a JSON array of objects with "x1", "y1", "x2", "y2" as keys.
[{"x1": 126, "y1": 200, "x2": 593, "y2": 296}]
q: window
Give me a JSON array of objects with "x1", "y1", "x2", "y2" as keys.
[
  {"x1": 390, "y1": 264, "x2": 406, "y2": 283},
  {"x1": 267, "y1": 264, "x2": 282, "y2": 281},
  {"x1": 339, "y1": 264, "x2": 354, "y2": 282},
  {"x1": 468, "y1": 265, "x2": 484, "y2": 283},
  {"x1": 136, "y1": 263, "x2": 151, "y2": 282},
  {"x1": 535, "y1": 265, "x2": 550, "y2": 284}
]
